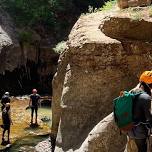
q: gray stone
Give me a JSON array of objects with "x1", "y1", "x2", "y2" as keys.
[{"x1": 77, "y1": 113, "x2": 127, "y2": 152}]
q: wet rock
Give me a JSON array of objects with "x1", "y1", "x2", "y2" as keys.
[{"x1": 41, "y1": 116, "x2": 51, "y2": 122}]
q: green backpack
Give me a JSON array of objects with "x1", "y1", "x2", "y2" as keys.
[{"x1": 113, "y1": 91, "x2": 142, "y2": 131}]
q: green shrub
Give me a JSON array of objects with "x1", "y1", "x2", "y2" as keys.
[
  {"x1": 53, "y1": 41, "x2": 67, "y2": 54},
  {"x1": 100, "y1": 0, "x2": 116, "y2": 11},
  {"x1": 85, "y1": 0, "x2": 116, "y2": 14},
  {"x1": 0, "y1": 0, "x2": 56, "y2": 27},
  {"x1": 0, "y1": 0, "x2": 107, "y2": 42}
]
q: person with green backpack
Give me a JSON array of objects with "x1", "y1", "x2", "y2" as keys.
[{"x1": 114, "y1": 71, "x2": 152, "y2": 152}]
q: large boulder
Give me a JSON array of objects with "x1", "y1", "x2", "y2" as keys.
[
  {"x1": 52, "y1": 8, "x2": 152, "y2": 152},
  {"x1": 77, "y1": 113, "x2": 127, "y2": 152},
  {"x1": 54, "y1": 114, "x2": 127, "y2": 152}
]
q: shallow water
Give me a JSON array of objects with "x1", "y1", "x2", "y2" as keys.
[
  {"x1": 9, "y1": 134, "x2": 49, "y2": 152},
  {"x1": 0, "y1": 98, "x2": 51, "y2": 151}
]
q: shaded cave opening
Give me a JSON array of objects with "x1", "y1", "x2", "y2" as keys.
[{"x1": 0, "y1": 60, "x2": 56, "y2": 97}]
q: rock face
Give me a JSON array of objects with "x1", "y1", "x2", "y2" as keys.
[
  {"x1": 0, "y1": 8, "x2": 18, "y2": 73},
  {"x1": 0, "y1": 8, "x2": 59, "y2": 95},
  {"x1": 117, "y1": 0, "x2": 151, "y2": 9},
  {"x1": 52, "y1": 8, "x2": 152, "y2": 152},
  {"x1": 77, "y1": 113, "x2": 127, "y2": 152}
]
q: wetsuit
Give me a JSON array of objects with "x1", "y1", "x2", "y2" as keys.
[
  {"x1": 128, "y1": 92, "x2": 152, "y2": 152},
  {"x1": 1, "y1": 95, "x2": 10, "y2": 111},
  {"x1": 30, "y1": 94, "x2": 40, "y2": 122}
]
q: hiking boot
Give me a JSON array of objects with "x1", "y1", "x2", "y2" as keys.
[
  {"x1": 35, "y1": 120, "x2": 38, "y2": 125},
  {"x1": 6, "y1": 140, "x2": 10, "y2": 144}
]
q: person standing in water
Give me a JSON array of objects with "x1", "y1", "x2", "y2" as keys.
[
  {"x1": 29, "y1": 89, "x2": 41, "y2": 125},
  {"x1": 1, "y1": 103, "x2": 12, "y2": 145}
]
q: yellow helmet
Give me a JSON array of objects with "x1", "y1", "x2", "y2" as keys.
[{"x1": 139, "y1": 71, "x2": 152, "y2": 84}]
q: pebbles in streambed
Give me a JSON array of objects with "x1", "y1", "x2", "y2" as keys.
[{"x1": 35, "y1": 139, "x2": 52, "y2": 152}]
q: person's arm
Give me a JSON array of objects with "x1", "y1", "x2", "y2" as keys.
[{"x1": 142, "y1": 95, "x2": 152, "y2": 122}]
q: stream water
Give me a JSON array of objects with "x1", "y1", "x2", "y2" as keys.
[
  {"x1": 8, "y1": 134, "x2": 49, "y2": 152},
  {"x1": 0, "y1": 98, "x2": 52, "y2": 152}
]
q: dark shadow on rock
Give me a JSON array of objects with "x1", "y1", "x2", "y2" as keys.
[{"x1": 50, "y1": 134, "x2": 56, "y2": 152}]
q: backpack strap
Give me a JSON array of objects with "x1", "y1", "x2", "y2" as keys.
[{"x1": 113, "y1": 105, "x2": 118, "y2": 123}]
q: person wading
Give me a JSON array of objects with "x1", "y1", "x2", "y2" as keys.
[
  {"x1": 1, "y1": 103, "x2": 13, "y2": 145},
  {"x1": 127, "y1": 71, "x2": 152, "y2": 152},
  {"x1": 29, "y1": 89, "x2": 41, "y2": 125}
]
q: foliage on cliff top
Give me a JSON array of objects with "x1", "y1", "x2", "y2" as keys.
[
  {"x1": 0, "y1": 0, "x2": 58, "y2": 28},
  {"x1": 85, "y1": 0, "x2": 116, "y2": 14},
  {"x1": 100, "y1": 0, "x2": 116, "y2": 11},
  {"x1": 53, "y1": 41, "x2": 67, "y2": 54},
  {"x1": 0, "y1": 0, "x2": 106, "y2": 41}
]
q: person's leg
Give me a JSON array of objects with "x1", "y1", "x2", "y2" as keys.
[
  {"x1": 7, "y1": 127, "x2": 10, "y2": 143},
  {"x1": 35, "y1": 107, "x2": 38, "y2": 124},
  {"x1": 134, "y1": 138, "x2": 147, "y2": 152},
  {"x1": 31, "y1": 107, "x2": 34, "y2": 124},
  {"x1": 2, "y1": 129, "x2": 6, "y2": 141},
  {"x1": 1, "y1": 128, "x2": 6, "y2": 145}
]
